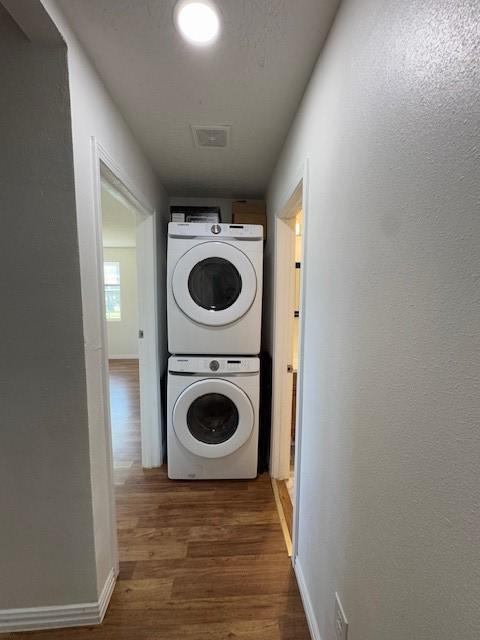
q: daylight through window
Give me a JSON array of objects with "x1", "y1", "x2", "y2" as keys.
[{"x1": 104, "y1": 261, "x2": 121, "y2": 321}]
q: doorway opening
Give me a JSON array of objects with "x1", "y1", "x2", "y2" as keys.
[
  {"x1": 101, "y1": 179, "x2": 142, "y2": 478},
  {"x1": 95, "y1": 156, "x2": 163, "y2": 475},
  {"x1": 270, "y1": 165, "x2": 308, "y2": 559},
  {"x1": 93, "y1": 148, "x2": 164, "y2": 567},
  {"x1": 285, "y1": 207, "x2": 303, "y2": 509}
]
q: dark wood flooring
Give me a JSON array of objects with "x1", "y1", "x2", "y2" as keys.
[{"x1": 9, "y1": 359, "x2": 310, "y2": 640}]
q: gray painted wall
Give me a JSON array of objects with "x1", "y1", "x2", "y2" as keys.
[
  {"x1": 42, "y1": 0, "x2": 169, "y2": 596},
  {"x1": 0, "y1": 6, "x2": 96, "y2": 607},
  {"x1": 266, "y1": 0, "x2": 480, "y2": 638},
  {"x1": 0, "y1": 0, "x2": 169, "y2": 611}
]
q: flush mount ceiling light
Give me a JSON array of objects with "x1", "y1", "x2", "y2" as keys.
[{"x1": 174, "y1": 0, "x2": 220, "y2": 46}]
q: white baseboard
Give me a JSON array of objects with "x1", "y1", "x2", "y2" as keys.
[
  {"x1": 295, "y1": 559, "x2": 322, "y2": 640},
  {"x1": 0, "y1": 569, "x2": 116, "y2": 633},
  {"x1": 97, "y1": 567, "x2": 117, "y2": 622},
  {"x1": 108, "y1": 355, "x2": 138, "y2": 360}
]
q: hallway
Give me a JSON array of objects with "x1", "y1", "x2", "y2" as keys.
[{"x1": 10, "y1": 360, "x2": 309, "y2": 640}]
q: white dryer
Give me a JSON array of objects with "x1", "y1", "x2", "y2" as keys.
[
  {"x1": 167, "y1": 222, "x2": 263, "y2": 355},
  {"x1": 167, "y1": 356, "x2": 259, "y2": 479}
]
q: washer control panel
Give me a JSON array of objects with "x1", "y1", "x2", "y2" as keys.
[
  {"x1": 169, "y1": 356, "x2": 260, "y2": 375},
  {"x1": 168, "y1": 222, "x2": 263, "y2": 241}
]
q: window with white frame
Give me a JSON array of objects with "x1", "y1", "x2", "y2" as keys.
[{"x1": 104, "y1": 261, "x2": 121, "y2": 321}]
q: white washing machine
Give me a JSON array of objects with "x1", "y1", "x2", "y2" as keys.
[
  {"x1": 167, "y1": 356, "x2": 260, "y2": 479},
  {"x1": 167, "y1": 222, "x2": 263, "y2": 355}
]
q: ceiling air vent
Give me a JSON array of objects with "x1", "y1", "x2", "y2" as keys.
[{"x1": 191, "y1": 125, "x2": 230, "y2": 148}]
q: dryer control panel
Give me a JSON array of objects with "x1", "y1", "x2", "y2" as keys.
[
  {"x1": 168, "y1": 222, "x2": 263, "y2": 241},
  {"x1": 169, "y1": 356, "x2": 260, "y2": 375}
]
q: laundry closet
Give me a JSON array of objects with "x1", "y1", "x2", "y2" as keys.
[{"x1": 166, "y1": 202, "x2": 266, "y2": 480}]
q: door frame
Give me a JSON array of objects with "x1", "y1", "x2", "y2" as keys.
[
  {"x1": 91, "y1": 138, "x2": 163, "y2": 470},
  {"x1": 270, "y1": 159, "x2": 309, "y2": 563}
]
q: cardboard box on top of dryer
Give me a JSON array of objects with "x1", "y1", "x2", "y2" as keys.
[{"x1": 232, "y1": 200, "x2": 267, "y2": 238}]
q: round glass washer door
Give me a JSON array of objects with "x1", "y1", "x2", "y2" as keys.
[
  {"x1": 173, "y1": 379, "x2": 254, "y2": 459},
  {"x1": 172, "y1": 241, "x2": 257, "y2": 326}
]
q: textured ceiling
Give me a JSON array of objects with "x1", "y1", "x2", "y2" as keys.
[{"x1": 57, "y1": 0, "x2": 340, "y2": 197}]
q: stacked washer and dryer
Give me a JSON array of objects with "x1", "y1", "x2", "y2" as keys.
[{"x1": 166, "y1": 222, "x2": 264, "y2": 479}]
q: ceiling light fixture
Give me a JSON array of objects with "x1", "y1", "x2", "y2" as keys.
[{"x1": 174, "y1": 0, "x2": 220, "y2": 46}]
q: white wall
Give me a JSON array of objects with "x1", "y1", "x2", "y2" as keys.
[
  {"x1": 104, "y1": 248, "x2": 138, "y2": 358},
  {"x1": 0, "y1": 5, "x2": 96, "y2": 608},
  {"x1": 40, "y1": 0, "x2": 169, "y2": 600},
  {"x1": 101, "y1": 183, "x2": 137, "y2": 248},
  {"x1": 266, "y1": 1, "x2": 480, "y2": 639}
]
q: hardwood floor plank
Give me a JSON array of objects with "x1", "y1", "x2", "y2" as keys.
[
  {"x1": 107, "y1": 578, "x2": 173, "y2": 609},
  {"x1": 186, "y1": 536, "x2": 287, "y2": 558},
  {"x1": 10, "y1": 360, "x2": 310, "y2": 640},
  {"x1": 128, "y1": 553, "x2": 293, "y2": 580}
]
